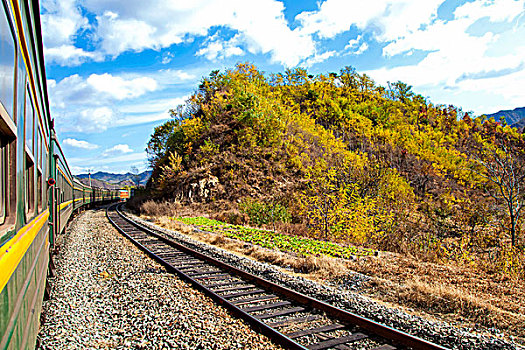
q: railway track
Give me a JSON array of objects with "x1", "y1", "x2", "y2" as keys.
[{"x1": 106, "y1": 203, "x2": 449, "y2": 350}]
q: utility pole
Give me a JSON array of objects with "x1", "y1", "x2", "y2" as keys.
[{"x1": 88, "y1": 168, "x2": 93, "y2": 187}]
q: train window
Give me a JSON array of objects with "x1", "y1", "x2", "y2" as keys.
[
  {"x1": 25, "y1": 86, "x2": 34, "y2": 154},
  {"x1": 0, "y1": 133, "x2": 15, "y2": 236},
  {"x1": 0, "y1": 139, "x2": 6, "y2": 224},
  {"x1": 37, "y1": 169, "x2": 41, "y2": 210},
  {"x1": 36, "y1": 130, "x2": 41, "y2": 211},
  {"x1": 16, "y1": 50, "x2": 26, "y2": 126},
  {"x1": 35, "y1": 126, "x2": 39, "y2": 175},
  {"x1": 25, "y1": 153, "x2": 34, "y2": 214},
  {"x1": 38, "y1": 127, "x2": 42, "y2": 169},
  {"x1": 38, "y1": 130, "x2": 44, "y2": 208},
  {"x1": 0, "y1": 2, "x2": 16, "y2": 119}
]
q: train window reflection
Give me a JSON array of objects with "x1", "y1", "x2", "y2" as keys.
[
  {"x1": 0, "y1": 3, "x2": 16, "y2": 118},
  {"x1": 25, "y1": 154, "x2": 34, "y2": 214},
  {"x1": 0, "y1": 139, "x2": 6, "y2": 224},
  {"x1": 17, "y1": 51, "x2": 26, "y2": 126},
  {"x1": 25, "y1": 86, "x2": 33, "y2": 154},
  {"x1": 38, "y1": 128, "x2": 42, "y2": 169},
  {"x1": 37, "y1": 169, "x2": 41, "y2": 210}
]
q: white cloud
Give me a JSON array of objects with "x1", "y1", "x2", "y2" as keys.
[
  {"x1": 355, "y1": 43, "x2": 369, "y2": 55},
  {"x1": 55, "y1": 106, "x2": 115, "y2": 133},
  {"x1": 345, "y1": 36, "x2": 361, "y2": 50},
  {"x1": 161, "y1": 52, "x2": 174, "y2": 64},
  {"x1": 79, "y1": 107, "x2": 115, "y2": 132},
  {"x1": 95, "y1": 10, "x2": 160, "y2": 56},
  {"x1": 296, "y1": 0, "x2": 443, "y2": 42},
  {"x1": 48, "y1": 73, "x2": 158, "y2": 109},
  {"x1": 375, "y1": 1, "x2": 444, "y2": 42},
  {"x1": 45, "y1": 45, "x2": 103, "y2": 66},
  {"x1": 41, "y1": 0, "x2": 95, "y2": 65},
  {"x1": 344, "y1": 35, "x2": 368, "y2": 55},
  {"x1": 456, "y1": 57, "x2": 525, "y2": 111},
  {"x1": 41, "y1": 0, "x2": 88, "y2": 47},
  {"x1": 303, "y1": 50, "x2": 336, "y2": 67},
  {"x1": 225, "y1": 1, "x2": 314, "y2": 66},
  {"x1": 63, "y1": 138, "x2": 99, "y2": 149},
  {"x1": 197, "y1": 33, "x2": 244, "y2": 61},
  {"x1": 48, "y1": 72, "x2": 163, "y2": 132},
  {"x1": 42, "y1": 0, "x2": 316, "y2": 67},
  {"x1": 70, "y1": 166, "x2": 90, "y2": 175},
  {"x1": 114, "y1": 95, "x2": 190, "y2": 127},
  {"x1": 102, "y1": 144, "x2": 133, "y2": 156},
  {"x1": 148, "y1": 69, "x2": 197, "y2": 87},
  {"x1": 118, "y1": 96, "x2": 188, "y2": 115},
  {"x1": 86, "y1": 74, "x2": 158, "y2": 100},
  {"x1": 42, "y1": 0, "x2": 525, "y2": 117},
  {"x1": 163, "y1": 70, "x2": 195, "y2": 81},
  {"x1": 381, "y1": 16, "x2": 498, "y2": 58},
  {"x1": 454, "y1": 0, "x2": 525, "y2": 23},
  {"x1": 365, "y1": 1, "x2": 525, "y2": 114},
  {"x1": 47, "y1": 69, "x2": 197, "y2": 134}
]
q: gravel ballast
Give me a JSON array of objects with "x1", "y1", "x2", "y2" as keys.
[
  {"x1": 37, "y1": 208, "x2": 281, "y2": 350},
  {"x1": 124, "y1": 209, "x2": 524, "y2": 350}
]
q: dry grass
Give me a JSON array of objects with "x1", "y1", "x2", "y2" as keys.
[
  {"x1": 139, "y1": 200, "x2": 181, "y2": 217},
  {"x1": 148, "y1": 214, "x2": 349, "y2": 281},
  {"x1": 386, "y1": 277, "x2": 524, "y2": 329},
  {"x1": 136, "y1": 200, "x2": 208, "y2": 219},
  {"x1": 211, "y1": 209, "x2": 248, "y2": 225},
  {"x1": 154, "y1": 216, "x2": 193, "y2": 234},
  {"x1": 350, "y1": 253, "x2": 525, "y2": 342},
  {"x1": 148, "y1": 213, "x2": 525, "y2": 345},
  {"x1": 197, "y1": 230, "x2": 349, "y2": 280}
]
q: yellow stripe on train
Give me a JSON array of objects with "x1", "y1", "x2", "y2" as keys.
[
  {"x1": 0, "y1": 210, "x2": 49, "y2": 293},
  {"x1": 58, "y1": 200, "x2": 73, "y2": 211},
  {"x1": 56, "y1": 167, "x2": 73, "y2": 187}
]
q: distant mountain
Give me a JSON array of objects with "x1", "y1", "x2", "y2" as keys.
[
  {"x1": 485, "y1": 107, "x2": 525, "y2": 129},
  {"x1": 77, "y1": 178, "x2": 121, "y2": 189},
  {"x1": 76, "y1": 170, "x2": 152, "y2": 187}
]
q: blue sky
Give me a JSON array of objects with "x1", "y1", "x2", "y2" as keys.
[{"x1": 40, "y1": 0, "x2": 525, "y2": 174}]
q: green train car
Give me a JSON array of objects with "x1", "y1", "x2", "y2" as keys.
[{"x1": 0, "y1": 1, "x2": 120, "y2": 348}]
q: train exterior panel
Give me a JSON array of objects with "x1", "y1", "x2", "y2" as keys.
[
  {"x1": 119, "y1": 189, "x2": 130, "y2": 201},
  {"x1": 0, "y1": 1, "x2": 122, "y2": 349}
]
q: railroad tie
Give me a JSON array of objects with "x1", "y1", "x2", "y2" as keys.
[{"x1": 306, "y1": 333, "x2": 367, "y2": 350}]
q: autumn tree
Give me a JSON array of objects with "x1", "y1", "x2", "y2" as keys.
[
  {"x1": 472, "y1": 136, "x2": 525, "y2": 246},
  {"x1": 142, "y1": 63, "x2": 524, "y2": 275},
  {"x1": 387, "y1": 81, "x2": 414, "y2": 104},
  {"x1": 146, "y1": 120, "x2": 178, "y2": 167}
]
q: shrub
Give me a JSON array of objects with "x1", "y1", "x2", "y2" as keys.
[
  {"x1": 139, "y1": 200, "x2": 180, "y2": 217},
  {"x1": 239, "y1": 198, "x2": 291, "y2": 227}
]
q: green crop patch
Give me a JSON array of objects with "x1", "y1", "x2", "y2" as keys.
[{"x1": 174, "y1": 216, "x2": 375, "y2": 259}]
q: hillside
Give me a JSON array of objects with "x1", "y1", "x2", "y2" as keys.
[
  {"x1": 485, "y1": 106, "x2": 525, "y2": 129},
  {"x1": 77, "y1": 178, "x2": 121, "y2": 189},
  {"x1": 77, "y1": 170, "x2": 151, "y2": 187},
  {"x1": 138, "y1": 63, "x2": 524, "y2": 278}
]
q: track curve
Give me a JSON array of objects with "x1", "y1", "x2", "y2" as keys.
[{"x1": 106, "y1": 203, "x2": 449, "y2": 350}]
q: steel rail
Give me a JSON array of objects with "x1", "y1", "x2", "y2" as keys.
[{"x1": 106, "y1": 203, "x2": 450, "y2": 350}]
